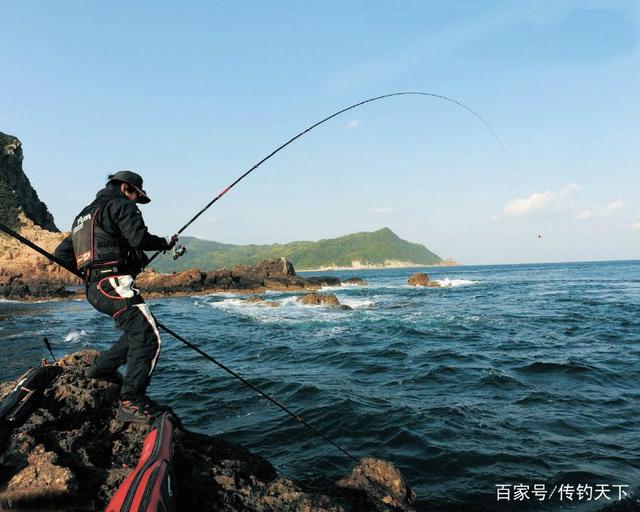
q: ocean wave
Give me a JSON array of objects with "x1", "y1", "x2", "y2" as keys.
[
  {"x1": 205, "y1": 295, "x2": 350, "y2": 324},
  {"x1": 339, "y1": 297, "x2": 375, "y2": 309},
  {"x1": 64, "y1": 329, "x2": 88, "y2": 343},
  {"x1": 434, "y1": 278, "x2": 478, "y2": 287}
]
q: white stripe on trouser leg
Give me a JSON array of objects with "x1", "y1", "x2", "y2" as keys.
[{"x1": 134, "y1": 303, "x2": 162, "y2": 376}]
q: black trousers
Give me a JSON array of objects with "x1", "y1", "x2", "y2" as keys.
[{"x1": 86, "y1": 274, "x2": 162, "y2": 400}]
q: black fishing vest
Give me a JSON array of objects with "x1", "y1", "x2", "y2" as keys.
[{"x1": 71, "y1": 198, "x2": 127, "y2": 270}]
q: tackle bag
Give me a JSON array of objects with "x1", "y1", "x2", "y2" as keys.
[
  {"x1": 0, "y1": 365, "x2": 62, "y2": 439},
  {"x1": 107, "y1": 412, "x2": 176, "y2": 512}
]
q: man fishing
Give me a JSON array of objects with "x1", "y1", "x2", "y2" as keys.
[{"x1": 55, "y1": 171, "x2": 177, "y2": 424}]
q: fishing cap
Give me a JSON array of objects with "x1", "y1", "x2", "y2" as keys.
[{"x1": 107, "y1": 170, "x2": 151, "y2": 204}]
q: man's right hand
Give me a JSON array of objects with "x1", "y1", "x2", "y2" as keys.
[{"x1": 164, "y1": 234, "x2": 179, "y2": 251}]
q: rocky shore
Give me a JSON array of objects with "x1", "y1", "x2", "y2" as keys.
[
  {"x1": 0, "y1": 351, "x2": 415, "y2": 511},
  {"x1": 0, "y1": 239, "x2": 364, "y2": 302}
]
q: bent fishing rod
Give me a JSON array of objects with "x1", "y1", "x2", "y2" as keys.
[
  {"x1": 0, "y1": 221, "x2": 357, "y2": 462},
  {"x1": 147, "y1": 90, "x2": 512, "y2": 267}
]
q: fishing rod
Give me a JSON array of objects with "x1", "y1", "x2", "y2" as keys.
[
  {"x1": 146, "y1": 90, "x2": 512, "y2": 267},
  {"x1": 0, "y1": 221, "x2": 357, "y2": 462}
]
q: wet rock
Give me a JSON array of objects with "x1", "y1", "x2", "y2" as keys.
[
  {"x1": 0, "y1": 351, "x2": 415, "y2": 511},
  {"x1": 344, "y1": 277, "x2": 367, "y2": 286},
  {"x1": 337, "y1": 457, "x2": 416, "y2": 511},
  {"x1": 304, "y1": 276, "x2": 342, "y2": 288},
  {"x1": 243, "y1": 296, "x2": 279, "y2": 307},
  {"x1": 298, "y1": 293, "x2": 341, "y2": 307},
  {"x1": 407, "y1": 272, "x2": 440, "y2": 287}
]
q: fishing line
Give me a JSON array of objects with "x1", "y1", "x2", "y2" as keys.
[
  {"x1": 146, "y1": 91, "x2": 513, "y2": 267},
  {"x1": 0, "y1": 221, "x2": 357, "y2": 462}
]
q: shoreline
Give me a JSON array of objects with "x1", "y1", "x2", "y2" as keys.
[{"x1": 298, "y1": 261, "x2": 460, "y2": 272}]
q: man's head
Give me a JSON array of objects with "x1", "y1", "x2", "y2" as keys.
[{"x1": 106, "y1": 171, "x2": 151, "y2": 204}]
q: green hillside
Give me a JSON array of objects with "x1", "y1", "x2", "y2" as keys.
[{"x1": 150, "y1": 228, "x2": 443, "y2": 273}]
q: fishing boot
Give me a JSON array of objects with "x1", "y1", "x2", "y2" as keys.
[{"x1": 116, "y1": 396, "x2": 170, "y2": 425}]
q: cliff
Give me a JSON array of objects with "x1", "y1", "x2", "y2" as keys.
[
  {"x1": 0, "y1": 132, "x2": 58, "y2": 232},
  {"x1": 0, "y1": 351, "x2": 415, "y2": 511}
]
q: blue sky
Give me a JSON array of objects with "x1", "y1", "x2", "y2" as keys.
[{"x1": 1, "y1": 1, "x2": 638, "y2": 264}]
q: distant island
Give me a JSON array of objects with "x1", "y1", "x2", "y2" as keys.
[{"x1": 150, "y1": 227, "x2": 458, "y2": 273}]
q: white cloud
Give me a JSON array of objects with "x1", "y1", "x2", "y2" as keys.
[
  {"x1": 366, "y1": 207, "x2": 394, "y2": 214},
  {"x1": 503, "y1": 183, "x2": 580, "y2": 217},
  {"x1": 632, "y1": 214, "x2": 640, "y2": 231},
  {"x1": 346, "y1": 119, "x2": 358, "y2": 129},
  {"x1": 576, "y1": 200, "x2": 625, "y2": 220},
  {"x1": 604, "y1": 200, "x2": 625, "y2": 213}
]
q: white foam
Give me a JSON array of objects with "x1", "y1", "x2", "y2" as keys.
[
  {"x1": 434, "y1": 278, "x2": 478, "y2": 287},
  {"x1": 340, "y1": 298, "x2": 375, "y2": 309},
  {"x1": 64, "y1": 330, "x2": 88, "y2": 343},
  {"x1": 206, "y1": 295, "x2": 350, "y2": 324}
]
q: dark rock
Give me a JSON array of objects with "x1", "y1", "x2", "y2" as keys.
[
  {"x1": 0, "y1": 351, "x2": 415, "y2": 510},
  {"x1": 251, "y1": 257, "x2": 295, "y2": 277},
  {"x1": 298, "y1": 293, "x2": 341, "y2": 307},
  {"x1": 344, "y1": 277, "x2": 367, "y2": 286},
  {"x1": 304, "y1": 276, "x2": 342, "y2": 288},
  {"x1": 0, "y1": 132, "x2": 58, "y2": 231}
]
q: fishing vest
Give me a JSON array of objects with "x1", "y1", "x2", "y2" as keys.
[{"x1": 71, "y1": 198, "x2": 127, "y2": 270}]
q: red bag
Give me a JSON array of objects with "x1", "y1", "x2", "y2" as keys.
[{"x1": 107, "y1": 412, "x2": 176, "y2": 512}]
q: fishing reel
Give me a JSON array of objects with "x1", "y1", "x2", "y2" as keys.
[{"x1": 172, "y1": 244, "x2": 187, "y2": 260}]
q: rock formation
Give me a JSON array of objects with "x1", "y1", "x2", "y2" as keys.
[
  {"x1": 407, "y1": 272, "x2": 440, "y2": 288},
  {"x1": 297, "y1": 292, "x2": 352, "y2": 310},
  {"x1": 0, "y1": 214, "x2": 81, "y2": 299},
  {"x1": 0, "y1": 132, "x2": 58, "y2": 232},
  {"x1": 0, "y1": 351, "x2": 415, "y2": 511},
  {"x1": 344, "y1": 277, "x2": 367, "y2": 286},
  {"x1": 136, "y1": 259, "x2": 336, "y2": 297}
]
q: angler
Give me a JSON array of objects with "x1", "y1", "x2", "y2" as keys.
[{"x1": 54, "y1": 171, "x2": 178, "y2": 424}]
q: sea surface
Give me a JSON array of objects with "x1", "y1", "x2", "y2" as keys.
[{"x1": 1, "y1": 261, "x2": 639, "y2": 511}]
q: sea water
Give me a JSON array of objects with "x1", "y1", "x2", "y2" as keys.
[{"x1": 1, "y1": 261, "x2": 639, "y2": 511}]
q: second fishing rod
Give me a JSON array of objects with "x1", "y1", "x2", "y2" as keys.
[{"x1": 0, "y1": 221, "x2": 357, "y2": 463}]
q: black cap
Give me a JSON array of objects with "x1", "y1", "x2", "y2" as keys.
[{"x1": 107, "y1": 170, "x2": 151, "y2": 204}]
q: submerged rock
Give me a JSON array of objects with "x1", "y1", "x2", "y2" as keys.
[
  {"x1": 243, "y1": 296, "x2": 279, "y2": 307},
  {"x1": 407, "y1": 272, "x2": 440, "y2": 287},
  {"x1": 344, "y1": 277, "x2": 367, "y2": 286},
  {"x1": 0, "y1": 350, "x2": 414, "y2": 511}
]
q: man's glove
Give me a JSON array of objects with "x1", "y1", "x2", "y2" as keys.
[{"x1": 163, "y1": 234, "x2": 179, "y2": 251}]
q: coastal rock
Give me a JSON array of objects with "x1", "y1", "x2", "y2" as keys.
[
  {"x1": 252, "y1": 257, "x2": 296, "y2": 277},
  {"x1": 337, "y1": 457, "x2": 416, "y2": 511},
  {"x1": 298, "y1": 293, "x2": 341, "y2": 307},
  {"x1": 137, "y1": 268, "x2": 205, "y2": 294},
  {"x1": 5, "y1": 445, "x2": 78, "y2": 504},
  {"x1": 407, "y1": 272, "x2": 440, "y2": 288},
  {"x1": 244, "y1": 296, "x2": 279, "y2": 307},
  {"x1": 344, "y1": 277, "x2": 367, "y2": 286},
  {"x1": 0, "y1": 351, "x2": 415, "y2": 511},
  {"x1": 304, "y1": 276, "x2": 342, "y2": 288}
]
